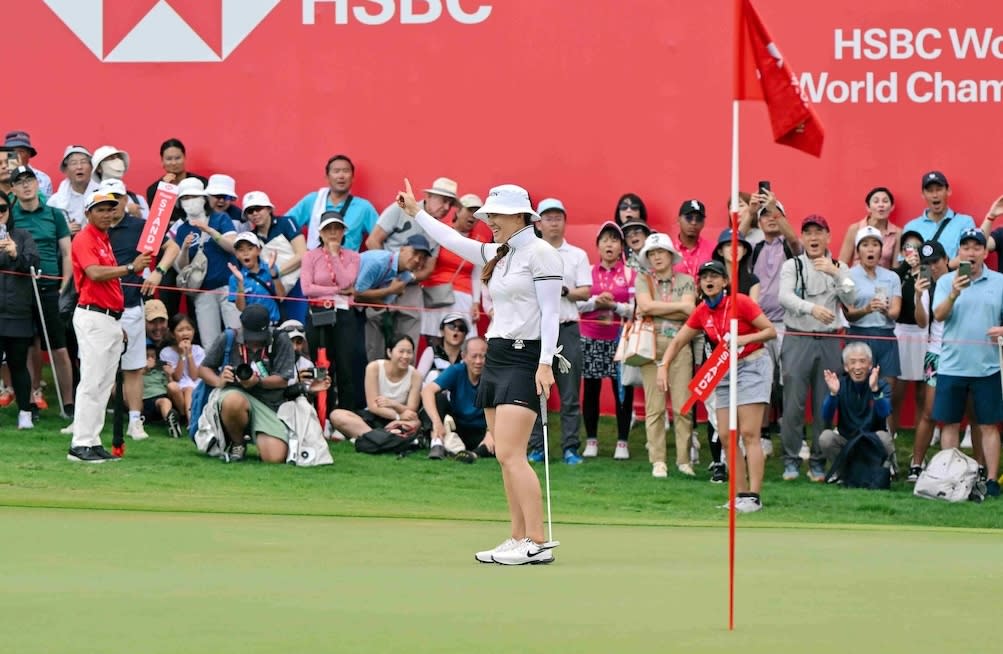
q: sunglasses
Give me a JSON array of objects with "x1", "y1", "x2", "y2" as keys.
[
  {"x1": 0, "y1": 205, "x2": 8, "y2": 213},
  {"x1": 444, "y1": 322, "x2": 469, "y2": 333},
  {"x1": 246, "y1": 206, "x2": 269, "y2": 214},
  {"x1": 619, "y1": 202, "x2": 641, "y2": 211}
]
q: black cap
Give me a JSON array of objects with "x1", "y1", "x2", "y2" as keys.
[
  {"x1": 405, "y1": 234, "x2": 432, "y2": 255},
  {"x1": 919, "y1": 240, "x2": 947, "y2": 263},
  {"x1": 240, "y1": 304, "x2": 272, "y2": 343},
  {"x1": 698, "y1": 260, "x2": 728, "y2": 277},
  {"x1": 921, "y1": 171, "x2": 948, "y2": 190},
  {"x1": 679, "y1": 199, "x2": 706, "y2": 217},
  {"x1": 10, "y1": 165, "x2": 37, "y2": 183}
]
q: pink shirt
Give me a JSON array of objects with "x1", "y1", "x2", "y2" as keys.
[
  {"x1": 674, "y1": 234, "x2": 716, "y2": 279},
  {"x1": 847, "y1": 218, "x2": 901, "y2": 269},
  {"x1": 580, "y1": 260, "x2": 635, "y2": 341},
  {"x1": 301, "y1": 247, "x2": 361, "y2": 303}
]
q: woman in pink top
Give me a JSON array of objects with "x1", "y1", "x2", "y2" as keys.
[
  {"x1": 300, "y1": 211, "x2": 362, "y2": 410},
  {"x1": 838, "y1": 186, "x2": 901, "y2": 269},
  {"x1": 578, "y1": 222, "x2": 636, "y2": 459}
]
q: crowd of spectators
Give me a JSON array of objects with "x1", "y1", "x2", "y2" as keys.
[{"x1": 2, "y1": 131, "x2": 1002, "y2": 503}]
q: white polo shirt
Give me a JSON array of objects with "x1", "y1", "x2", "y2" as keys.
[
  {"x1": 552, "y1": 239, "x2": 592, "y2": 323},
  {"x1": 413, "y1": 210, "x2": 563, "y2": 364}
]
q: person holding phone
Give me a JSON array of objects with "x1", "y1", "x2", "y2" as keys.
[
  {"x1": 889, "y1": 230, "x2": 927, "y2": 442},
  {"x1": 932, "y1": 228, "x2": 1003, "y2": 497},
  {"x1": 397, "y1": 180, "x2": 562, "y2": 565}
]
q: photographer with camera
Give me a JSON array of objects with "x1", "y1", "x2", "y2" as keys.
[{"x1": 198, "y1": 304, "x2": 296, "y2": 463}]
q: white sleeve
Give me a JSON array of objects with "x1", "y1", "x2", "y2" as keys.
[
  {"x1": 575, "y1": 251, "x2": 593, "y2": 288},
  {"x1": 414, "y1": 210, "x2": 498, "y2": 265},
  {"x1": 416, "y1": 347, "x2": 434, "y2": 379},
  {"x1": 577, "y1": 298, "x2": 597, "y2": 313},
  {"x1": 535, "y1": 278, "x2": 562, "y2": 365}
]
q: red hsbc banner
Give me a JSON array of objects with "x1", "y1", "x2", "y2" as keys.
[{"x1": 139, "y1": 182, "x2": 178, "y2": 257}]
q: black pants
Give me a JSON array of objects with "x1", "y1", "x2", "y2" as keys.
[
  {"x1": 0, "y1": 335, "x2": 32, "y2": 411},
  {"x1": 308, "y1": 309, "x2": 361, "y2": 411},
  {"x1": 582, "y1": 377, "x2": 634, "y2": 442}
]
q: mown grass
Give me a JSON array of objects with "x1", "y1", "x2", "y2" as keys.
[{"x1": 1, "y1": 406, "x2": 999, "y2": 531}]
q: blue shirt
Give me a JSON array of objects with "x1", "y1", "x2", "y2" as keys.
[
  {"x1": 355, "y1": 250, "x2": 413, "y2": 305},
  {"x1": 847, "y1": 265, "x2": 901, "y2": 329},
  {"x1": 174, "y1": 213, "x2": 237, "y2": 290},
  {"x1": 255, "y1": 214, "x2": 300, "y2": 246},
  {"x1": 902, "y1": 209, "x2": 975, "y2": 259},
  {"x1": 933, "y1": 267, "x2": 1003, "y2": 376},
  {"x1": 435, "y1": 362, "x2": 486, "y2": 430},
  {"x1": 822, "y1": 374, "x2": 891, "y2": 437},
  {"x1": 286, "y1": 191, "x2": 379, "y2": 251},
  {"x1": 228, "y1": 262, "x2": 280, "y2": 323}
]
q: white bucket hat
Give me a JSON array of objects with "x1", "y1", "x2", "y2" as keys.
[
  {"x1": 176, "y1": 177, "x2": 208, "y2": 198},
  {"x1": 638, "y1": 232, "x2": 683, "y2": 269},
  {"x1": 474, "y1": 184, "x2": 540, "y2": 221},
  {"x1": 60, "y1": 145, "x2": 92, "y2": 172},
  {"x1": 91, "y1": 145, "x2": 130, "y2": 182},
  {"x1": 206, "y1": 174, "x2": 237, "y2": 198},
  {"x1": 424, "y1": 177, "x2": 458, "y2": 200},
  {"x1": 242, "y1": 190, "x2": 274, "y2": 212}
]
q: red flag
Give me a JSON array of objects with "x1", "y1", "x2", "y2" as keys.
[
  {"x1": 734, "y1": 0, "x2": 824, "y2": 157},
  {"x1": 680, "y1": 340, "x2": 733, "y2": 415}
]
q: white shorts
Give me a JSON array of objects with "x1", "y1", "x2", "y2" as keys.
[
  {"x1": 120, "y1": 305, "x2": 146, "y2": 371},
  {"x1": 895, "y1": 323, "x2": 926, "y2": 381},
  {"x1": 420, "y1": 290, "x2": 478, "y2": 338}
]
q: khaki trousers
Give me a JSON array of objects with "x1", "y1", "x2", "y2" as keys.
[{"x1": 640, "y1": 333, "x2": 693, "y2": 464}]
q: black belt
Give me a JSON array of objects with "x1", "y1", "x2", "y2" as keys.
[{"x1": 80, "y1": 305, "x2": 123, "y2": 320}]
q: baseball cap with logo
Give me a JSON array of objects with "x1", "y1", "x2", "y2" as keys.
[
  {"x1": 959, "y1": 227, "x2": 987, "y2": 247},
  {"x1": 405, "y1": 234, "x2": 433, "y2": 255},
  {"x1": 240, "y1": 304, "x2": 272, "y2": 343},
  {"x1": 854, "y1": 225, "x2": 884, "y2": 248},
  {"x1": 60, "y1": 145, "x2": 92, "y2": 171},
  {"x1": 242, "y1": 190, "x2": 274, "y2": 212},
  {"x1": 678, "y1": 199, "x2": 706, "y2": 217},
  {"x1": 233, "y1": 232, "x2": 262, "y2": 249},
  {"x1": 922, "y1": 171, "x2": 949, "y2": 189},
  {"x1": 144, "y1": 299, "x2": 169, "y2": 322},
  {"x1": 537, "y1": 198, "x2": 567, "y2": 216},
  {"x1": 919, "y1": 240, "x2": 947, "y2": 263},
  {"x1": 10, "y1": 165, "x2": 37, "y2": 184},
  {"x1": 98, "y1": 178, "x2": 127, "y2": 197},
  {"x1": 698, "y1": 260, "x2": 728, "y2": 277},
  {"x1": 459, "y1": 194, "x2": 483, "y2": 210},
  {"x1": 85, "y1": 191, "x2": 120, "y2": 211},
  {"x1": 424, "y1": 177, "x2": 458, "y2": 200},
  {"x1": 801, "y1": 214, "x2": 830, "y2": 232}
]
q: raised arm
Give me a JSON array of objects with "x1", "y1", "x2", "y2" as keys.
[{"x1": 397, "y1": 179, "x2": 497, "y2": 265}]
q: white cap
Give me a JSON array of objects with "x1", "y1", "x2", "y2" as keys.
[
  {"x1": 855, "y1": 225, "x2": 883, "y2": 248},
  {"x1": 638, "y1": 232, "x2": 683, "y2": 269},
  {"x1": 536, "y1": 198, "x2": 566, "y2": 215},
  {"x1": 242, "y1": 190, "x2": 274, "y2": 212},
  {"x1": 98, "y1": 178, "x2": 127, "y2": 196},
  {"x1": 205, "y1": 174, "x2": 237, "y2": 198},
  {"x1": 176, "y1": 177, "x2": 208, "y2": 198},
  {"x1": 60, "y1": 145, "x2": 92, "y2": 171},
  {"x1": 233, "y1": 232, "x2": 262, "y2": 248},
  {"x1": 474, "y1": 184, "x2": 540, "y2": 221},
  {"x1": 458, "y1": 193, "x2": 483, "y2": 209}
]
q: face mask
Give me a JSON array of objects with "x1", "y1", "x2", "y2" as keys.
[
  {"x1": 181, "y1": 198, "x2": 205, "y2": 217},
  {"x1": 100, "y1": 158, "x2": 127, "y2": 179}
]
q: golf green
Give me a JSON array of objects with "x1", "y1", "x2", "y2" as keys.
[{"x1": 0, "y1": 507, "x2": 995, "y2": 653}]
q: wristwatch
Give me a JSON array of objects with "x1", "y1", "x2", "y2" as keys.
[
  {"x1": 125, "y1": 263, "x2": 135, "y2": 273},
  {"x1": 155, "y1": 264, "x2": 169, "y2": 275}
]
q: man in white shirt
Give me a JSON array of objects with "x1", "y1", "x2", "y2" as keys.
[
  {"x1": 47, "y1": 146, "x2": 99, "y2": 232},
  {"x1": 528, "y1": 198, "x2": 591, "y2": 464}
]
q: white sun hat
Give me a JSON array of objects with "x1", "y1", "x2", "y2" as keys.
[
  {"x1": 638, "y1": 232, "x2": 683, "y2": 269},
  {"x1": 176, "y1": 177, "x2": 208, "y2": 198},
  {"x1": 473, "y1": 184, "x2": 540, "y2": 221},
  {"x1": 206, "y1": 174, "x2": 237, "y2": 198},
  {"x1": 90, "y1": 145, "x2": 130, "y2": 182}
]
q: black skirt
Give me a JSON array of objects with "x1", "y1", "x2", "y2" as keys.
[{"x1": 477, "y1": 338, "x2": 542, "y2": 414}]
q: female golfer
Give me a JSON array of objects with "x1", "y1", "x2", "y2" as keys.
[
  {"x1": 656, "y1": 260, "x2": 776, "y2": 512},
  {"x1": 397, "y1": 180, "x2": 561, "y2": 565}
]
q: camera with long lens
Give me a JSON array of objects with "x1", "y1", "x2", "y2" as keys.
[{"x1": 234, "y1": 363, "x2": 255, "y2": 382}]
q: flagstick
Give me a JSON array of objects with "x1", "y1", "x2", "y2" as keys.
[{"x1": 727, "y1": 98, "x2": 741, "y2": 632}]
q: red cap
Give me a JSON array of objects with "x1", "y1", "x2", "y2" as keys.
[{"x1": 801, "y1": 214, "x2": 829, "y2": 232}]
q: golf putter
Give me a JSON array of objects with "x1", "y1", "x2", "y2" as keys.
[{"x1": 539, "y1": 394, "x2": 560, "y2": 549}]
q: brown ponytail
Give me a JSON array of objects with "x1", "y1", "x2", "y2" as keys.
[{"x1": 481, "y1": 243, "x2": 510, "y2": 284}]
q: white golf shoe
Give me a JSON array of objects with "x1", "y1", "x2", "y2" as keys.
[
  {"x1": 491, "y1": 538, "x2": 558, "y2": 565},
  {"x1": 475, "y1": 538, "x2": 519, "y2": 564}
]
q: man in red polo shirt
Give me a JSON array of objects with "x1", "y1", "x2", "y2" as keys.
[{"x1": 67, "y1": 191, "x2": 150, "y2": 463}]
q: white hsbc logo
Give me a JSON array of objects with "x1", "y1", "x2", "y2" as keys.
[{"x1": 44, "y1": 0, "x2": 492, "y2": 64}]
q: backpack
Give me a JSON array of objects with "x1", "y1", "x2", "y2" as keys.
[
  {"x1": 914, "y1": 448, "x2": 983, "y2": 503},
  {"x1": 355, "y1": 428, "x2": 418, "y2": 455},
  {"x1": 824, "y1": 432, "x2": 891, "y2": 489},
  {"x1": 277, "y1": 396, "x2": 333, "y2": 467},
  {"x1": 177, "y1": 235, "x2": 209, "y2": 291},
  {"x1": 188, "y1": 328, "x2": 235, "y2": 439}
]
